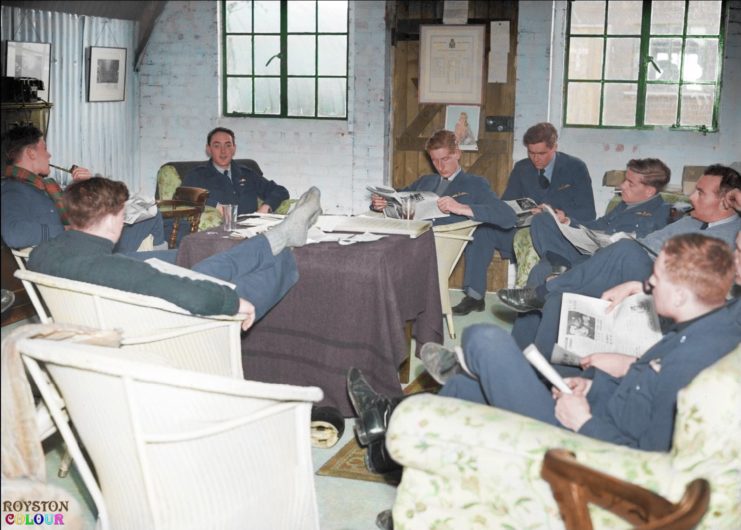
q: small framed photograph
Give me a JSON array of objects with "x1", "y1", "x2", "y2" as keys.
[
  {"x1": 445, "y1": 105, "x2": 480, "y2": 151},
  {"x1": 5, "y1": 41, "x2": 52, "y2": 101},
  {"x1": 419, "y1": 25, "x2": 485, "y2": 105},
  {"x1": 87, "y1": 46, "x2": 127, "y2": 102}
]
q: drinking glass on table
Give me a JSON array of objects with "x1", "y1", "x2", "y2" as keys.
[{"x1": 222, "y1": 204, "x2": 238, "y2": 232}]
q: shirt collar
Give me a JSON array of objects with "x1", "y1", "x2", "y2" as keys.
[
  {"x1": 443, "y1": 167, "x2": 462, "y2": 182},
  {"x1": 542, "y1": 153, "x2": 557, "y2": 182},
  {"x1": 624, "y1": 193, "x2": 659, "y2": 210},
  {"x1": 211, "y1": 160, "x2": 230, "y2": 173},
  {"x1": 704, "y1": 214, "x2": 738, "y2": 229}
]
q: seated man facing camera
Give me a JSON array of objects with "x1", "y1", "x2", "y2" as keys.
[
  {"x1": 347, "y1": 233, "x2": 739, "y2": 473},
  {"x1": 28, "y1": 177, "x2": 322, "y2": 329}
]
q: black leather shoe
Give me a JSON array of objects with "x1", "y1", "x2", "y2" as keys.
[
  {"x1": 497, "y1": 287, "x2": 544, "y2": 312},
  {"x1": 451, "y1": 295, "x2": 485, "y2": 315},
  {"x1": 347, "y1": 368, "x2": 394, "y2": 446},
  {"x1": 365, "y1": 439, "x2": 402, "y2": 475}
]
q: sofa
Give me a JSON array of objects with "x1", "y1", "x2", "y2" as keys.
[{"x1": 386, "y1": 345, "x2": 741, "y2": 529}]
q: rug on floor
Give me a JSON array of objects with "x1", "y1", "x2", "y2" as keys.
[{"x1": 316, "y1": 371, "x2": 440, "y2": 484}]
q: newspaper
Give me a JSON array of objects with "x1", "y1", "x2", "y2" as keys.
[
  {"x1": 542, "y1": 204, "x2": 632, "y2": 255},
  {"x1": 144, "y1": 258, "x2": 236, "y2": 289},
  {"x1": 505, "y1": 197, "x2": 538, "y2": 227},
  {"x1": 125, "y1": 193, "x2": 158, "y2": 225},
  {"x1": 522, "y1": 344, "x2": 572, "y2": 394},
  {"x1": 551, "y1": 293, "x2": 662, "y2": 366},
  {"x1": 366, "y1": 185, "x2": 449, "y2": 220}
]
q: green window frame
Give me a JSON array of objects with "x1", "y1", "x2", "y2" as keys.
[
  {"x1": 564, "y1": 0, "x2": 726, "y2": 131},
  {"x1": 222, "y1": 0, "x2": 349, "y2": 119}
]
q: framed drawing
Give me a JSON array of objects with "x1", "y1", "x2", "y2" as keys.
[
  {"x1": 87, "y1": 46, "x2": 127, "y2": 102},
  {"x1": 419, "y1": 25, "x2": 485, "y2": 105},
  {"x1": 445, "y1": 105, "x2": 480, "y2": 151},
  {"x1": 5, "y1": 41, "x2": 52, "y2": 101}
]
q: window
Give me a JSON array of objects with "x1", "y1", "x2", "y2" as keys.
[
  {"x1": 564, "y1": 0, "x2": 725, "y2": 131},
  {"x1": 222, "y1": 0, "x2": 349, "y2": 119}
]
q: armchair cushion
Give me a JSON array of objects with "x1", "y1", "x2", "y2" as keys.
[{"x1": 387, "y1": 346, "x2": 741, "y2": 530}]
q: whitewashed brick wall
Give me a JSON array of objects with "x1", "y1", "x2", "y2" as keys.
[{"x1": 138, "y1": 0, "x2": 389, "y2": 214}]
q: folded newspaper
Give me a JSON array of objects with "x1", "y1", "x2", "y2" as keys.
[
  {"x1": 542, "y1": 204, "x2": 633, "y2": 255},
  {"x1": 505, "y1": 197, "x2": 538, "y2": 227},
  {"x1": 551, "y1": 292, "x2": 662, "y2": 366},
  {"x1": 366, "y1": 185, "x2": 448, "y2": 220},
  {"x1": 125, "y1": 193, "x2": 158, "y2": 225}
]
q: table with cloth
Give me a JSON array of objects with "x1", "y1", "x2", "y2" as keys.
[{"x1": 176, "y1": 228, "x2": 443, "y2": 416}]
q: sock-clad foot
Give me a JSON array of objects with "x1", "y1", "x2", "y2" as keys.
[
  {"x1": 347, "y1": 367, "x2": 395, "y2": 447},
  {"x1": 451, "y1": 294, "x2": 485, "y2": 315},
  {"x1": 264, "y1": 186, "x2": 322, "y2": 254},
  {"x1": 420, "y1": 342, "x2": 476, "y2": 384}
]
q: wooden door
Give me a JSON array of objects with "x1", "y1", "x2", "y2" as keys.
[{"x1": 390, "y1": 0, "x2": 518, "y2": 291}]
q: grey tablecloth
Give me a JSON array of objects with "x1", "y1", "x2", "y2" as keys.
[{"x1": 177, "y1": 229, "x2": 443, "y2": 416}]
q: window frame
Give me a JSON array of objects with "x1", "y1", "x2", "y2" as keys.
[
  {"x1": 563, "y1": 0, "x2": 726, "y2": 132},
  {"x1": 221, "y1": 0, "x2": 350, "y2": 120}
]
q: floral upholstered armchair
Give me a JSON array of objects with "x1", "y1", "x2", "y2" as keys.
[
  {"x1": 156, "y1": 160, "x2": 293, "y2": 231},
  {"x1": 386, "y1": 346, "x2": 741, "y2": 530}
]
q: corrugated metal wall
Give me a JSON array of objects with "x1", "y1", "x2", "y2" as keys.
[{"x1": 1, "y1": 6, "x2": 142, "y2": 192}]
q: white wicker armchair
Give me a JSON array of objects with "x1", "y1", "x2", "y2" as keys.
[
  {"x1": 18, "y1": 336, "x2": 324, "y2": 530},
  {"x1": 387, "y1": 346, "x2": 741, "y2": 530},
  {"x1": 14, "y1": 269, "x2": 243, "y2": 378}
]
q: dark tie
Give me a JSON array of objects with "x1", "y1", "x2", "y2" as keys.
[
  {"x1": 538, "y1": 169, "x2": 549, "y2": 189},
  {"x1": 224, "y1": 169, "x2": 230, "y2": 181},
  {"x1": 699, "y1": 221, "x2": 709, "y2": 230}
]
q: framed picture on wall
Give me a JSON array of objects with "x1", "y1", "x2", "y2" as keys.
[
  {"x1": 419, "y1": 25, "x2": 485, "y2": 105},
  {"x1": 87, "y1": 46, "x2": 127, "y2": 102},
  {"x1": 445, "y1": 105, "x2": 480, "y2": 151},
  {"x1": 5, "y1": 41, "x2": 52, "y2": 101}
]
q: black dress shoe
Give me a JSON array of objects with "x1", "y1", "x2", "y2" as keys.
[
  {"x1": 497, "y1": 287, "x2": 545, "y2": 312},
  {"x1": 347, "y1": 368, "x2": 395, "y2": 446},
  {"x1": 451, "y1": 295, "x2": 485, "y2": 315},
  {"x1": 365, "y1": 439, "x2": 402, "y2": 475}
]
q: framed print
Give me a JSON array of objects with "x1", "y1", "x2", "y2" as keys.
[
  {"x1": 5, "y1": 41, "x2": 52, "y2": 101},
  {"x1": 87, "y1": 46, "x2": 127, "y2": 102},
  {"x1": 419, "y1": 25, "x2": 485, "y2": 105},
  {"x1": 445, "y1": 104, "x2": 480, "y2": 151}
]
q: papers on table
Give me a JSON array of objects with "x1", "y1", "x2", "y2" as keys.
[{"x1": 125, "y1": 193, "x2": 158, "y2": 225}]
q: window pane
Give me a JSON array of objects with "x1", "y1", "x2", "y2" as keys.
[
  {"x1": 687, "y1": 0, "x2": 721, "y2": 35},
  {"x1": 318, "y1": 0, "x2": 348, "y2": 33},
  {"x1": 254, "y1": 35, "x2": 280, "y2": 75},
  {"x1": 605, "y1": 38, "x2": 640, "y2": 80},
  {"x1": 648, "y1": 38, "x2": 682, "y2": 82},
  {"x1": 603, "y1": 83, "x2": 637, "y2": 125},
  {"x1": 650, "y1": 1, "x2": 685, "y2": 35},
  {"x1": 568, "y1": 37, "x2": 604, "y2": 79},
  {"x1": 226, "y1": 36, "x2": 252, "y2": 75},
  {"x1": 254, "y1": 77, "x2": 280, "y2": 114},
  {"x1": 226, "y1": 1, "x2": 252, "y2": 33},
  {"x1": 570, "y1": 1, "x2": 605, "y2": 35},
  {"x1": 288, "y1": 78, "x2": 316, "y2": 116},
  {"x1": 288, "y1": 36, "x2": 315, "y2": 75},
  {"x1": 680, "y1": 84, "x2": 715, "y2": 126},
  {"x1": 645, "y1": 84, "x2": 678, "y2": 125},
  {"x1": 606, "y1": 1, "x2": 642, "y2": 35},
  {"x1": 683, "y1": 38, "x2": 718, "y2": 82},
  {"x1": 227, "y1": 78, "x2": 252, "y2": 114},
  {"x1": 318, "y1": 36, "x2": 347, "y2": 76},
  {"x1": 288, "y1": 0, "x2": 315, "y2": 33},
  {"x1": 566, "y1": 82, "x2": 601, "y2": 125},
  {"x1": 318, "y1": 78, "x2": 346, "y2": 117},
  {"x1": 253, "y1": 0, "x2": 280, "y2": 33}
]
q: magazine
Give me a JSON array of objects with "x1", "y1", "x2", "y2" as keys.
[
  {"x1": 505, "y1": 197, "x2": 538, "y2": 227},
  {"x1": 551, "y1": 292, "x2": 662, "y2": 366},
  {"x1": 366, "y1": 185, "x2": 449, "y2": 220},
  {"x1": 541, "y1": 204, "x2": 633, "y2": 255},
  {"x1": 522, "y1": 344, "x2": 572, "y2": 394}
]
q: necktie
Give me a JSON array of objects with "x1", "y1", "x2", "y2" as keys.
[
  {"x1": 224, "y1": 169, "x2": 230, "y2": 181},
  {"x1": 699, "y1": 221, "x2": 709, "y2": 230},
  {"x1": 538, "y1": 169, "x2": 549, "y2": 189}
]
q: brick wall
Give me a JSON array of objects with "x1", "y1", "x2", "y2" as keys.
[{"x1": 138, "y1": 0, "x2": 389, "y2": 214}]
